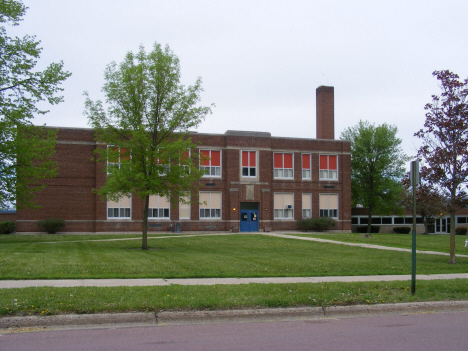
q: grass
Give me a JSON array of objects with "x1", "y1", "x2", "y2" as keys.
[
  {"x1": 291, "y1": 232, "x2": 468, "y2": 254},
  {"x1": 1, "y1": 279, "x2": 468, "y2": 317},
  {"x1": 0, "y1": 232, "x2": 467, "y2": 318},
  {"x1": 0, "y1": 234, "x2": 467, "y2": 279}
]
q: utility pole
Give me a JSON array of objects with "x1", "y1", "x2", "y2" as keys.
[{"x1": 410, "y1": 160, "x2": 419, "y2": 295}]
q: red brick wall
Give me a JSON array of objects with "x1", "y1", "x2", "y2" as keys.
[
  {"x1": 316, "y1": 86, "x2": 335, "y2": 140},
  {"x1": 16, "y1": 126, "x2": 352, "y2": 233}
]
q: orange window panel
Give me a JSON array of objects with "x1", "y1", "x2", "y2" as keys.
[
  {"x1": 320, "y1": 155, "x2": 328, "y2": 169},
  {"x1": 302, "y1": 154, "x2": 310, "y2": 169},
  {"x1": 200, "y1": 150, "x2": 210, "y2": 166},
  {"x1": 274, "y1": 153, "x2": 283, "y2": 168},
  {"x1": 284, "y1": 154, "x2": 293, "y2": 168},
  {"x1": 249, "y1": 151, "x2": 256, "y2": 167},
  {"x1": 242, "y1": 151, "x2": 249, "y2": 167},
  {"x1": 329, "y1": 155, "x2": 337, "y2": 170},
  {"x1": 211, "y1": 151, "x2": 221, "y2": 166}
]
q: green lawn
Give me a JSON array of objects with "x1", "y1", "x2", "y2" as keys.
[
  {"x1": 290, "y1": 232, "x2": 468, "y2": 254},
  {"x1": 0, "y1": 233, "x2": 467, "y2": 280}
]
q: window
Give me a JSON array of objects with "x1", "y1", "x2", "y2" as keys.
[
  {"x1": 302, "y1": 154, "x2": 311, "y2": 179},
  {"x1": 107, "y1": 196, "x2": 131, "y2": 218},
  {"x1": 319, "y1": 155, "x2": 338, "y2": 180},
  {"x1": 199, "y1": 192, "x2": 221, "y2": 219},
  {"x1": 319, "y1": 194, "x2": 338, "y2": 218},
  {"x1": 200, "y1": 150, "x2": 221, "y2": 177},
  {"x1": 242, "y1": 151, "x2": 256, "y2": 177},
  {"x1": 274, "y1": 153, "x2": 293, "y2": 179},
  {"x1": 302, "y1": 193, "x2": 312, "y2": 218},
  {"x1": 107, "y1": 146, "x2": 130, "y2": 173},
  {"x1": 148, "y1": 195, "x2": 170, "y2": 219},
  {"x1": 274, "y1": 193, "x2": 294, "y2": 219},
  {"x1": 179, "y1": 193, "x2": 191, "y2": 219}
]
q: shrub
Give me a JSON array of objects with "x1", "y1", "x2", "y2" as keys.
[
  {"x1": 297, "y1": 217, "x2": 336, "y2": 232},
  {"x1": 393, "y1": 226, "x2": 411, "y2": 234},
  {"x1": 37, "y1": 218, "x2": 65, "y2": 234},
  {"x1": 0, "y1": 221, "x2": 15, "y2": 234},
  {"x1": 355, "y1": 226, "x2": 380, "y2": 234},
  {"x1": 455, "y1": 227, "x2": 468, "y2": 235}
]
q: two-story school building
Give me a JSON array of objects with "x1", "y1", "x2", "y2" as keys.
[{"x1": 16, "y1": 86, "x2": 352, "y2": 233}]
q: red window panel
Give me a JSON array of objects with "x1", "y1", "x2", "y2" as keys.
[
  {"x1": 302, "y1": 154, "x2": 310, "y2": 169},
  {"x1": 274, "y1": 153, "x2": 283, "y2": 168},
  {"x1": 181, "y1": 150, "x2": 189, "y2": 161},
  {"x1": 319, "y1": 155, "x2": 328, "y2": 169},
  {"x1": 210, "y1": 151, "x2": 220, "y2": 166},
  {"x1": 284, "y1": 153, "x2": 293, "y2": 168},
  {"x1": 329, "y1": 155, "x2": 337, "y2": 170},
  {"x1": 108, "y1": 147, "x2": 119, "y2": 163},
  {"x1": 242, "y1": 151, "x2": 249, "y2": 167},
  {"x1": 120, "y1": 148, "x2": 130, "y2": 161},
  {"x1": 249, "y1": 151, "x2": 256, "y2": 167},
  {"x1": 200, "y1": 150, "x2": 210, "y2": 166}
]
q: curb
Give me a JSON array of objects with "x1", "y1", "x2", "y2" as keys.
[{"x1": 2, "y1": 301, "x2": 468, "y2": 330}]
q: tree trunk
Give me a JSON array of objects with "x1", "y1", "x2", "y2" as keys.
[
  {"x1": 363, "y1": 212, "x2": 373, "y2": 238},
  {"x1": 423, "y1": 217, "x2": 429, "y2": 235},
  {"x1": 142, "y1": 194, "x2": 149, "y2": 250}
]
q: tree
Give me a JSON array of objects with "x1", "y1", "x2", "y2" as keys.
[
  {"x1": 0, "y1": 0, "x2": 71, "y2": 208},
  {"x1": 415, "y1": 70, "x2": 468, "y2": 264},
  {"x1": 400, "y1": 173, "x2": 446, "y2": 235},
  {"x1": 85, "y1": 43, "x2": 212, "y2": 250},
  {"x1": 341, "y1": 120, "x2": 409, "y2": 236}
]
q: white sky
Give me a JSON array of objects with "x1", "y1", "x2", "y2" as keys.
[{"x1": 7, "y1": 0, "x2": 468, "y2": 159}]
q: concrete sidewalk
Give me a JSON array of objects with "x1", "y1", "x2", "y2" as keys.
[{"x1": 2, "y1": 273, "x2": 468, "y2": 289}]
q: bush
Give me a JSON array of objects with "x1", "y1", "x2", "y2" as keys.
[
  {"x1": 393, "y1": 226, "x2": 411, "y2": 234},
  {"x1": 0, "y1": 221, "x2": 15, "y2": 234},
  {"x1": 455, "y1": 227, "x2": 468, "y2": 235},
  {"x1": 297, "y1": 217, "x2": 336, "y2": 232},
  {"x1": 356, "y1": 226, "x2": 380, "y2": 234},
  {"x1": 37, "y1": 218, "x2": 65, "y2": 234}
]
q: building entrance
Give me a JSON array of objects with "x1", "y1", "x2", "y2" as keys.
[{"x1": 240, "y1": 202, "x2": 259, "y2": 232}]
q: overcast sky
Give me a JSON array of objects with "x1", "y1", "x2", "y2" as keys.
[{"x1": 7, "y1": 0, "x2": 468, "y2": 159}]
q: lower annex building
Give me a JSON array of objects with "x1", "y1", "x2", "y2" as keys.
[{"x1": 16, "y1": 86, "x2": 352, "y2": 233}]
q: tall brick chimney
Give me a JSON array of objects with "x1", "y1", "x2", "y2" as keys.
[{"x1": 316, "y1": 86, "x2": 334, "y2": 140}]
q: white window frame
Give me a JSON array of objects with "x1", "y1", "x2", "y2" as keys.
[
  {"x1": 199, "y1": 192, "x2": 222, "y2": 219},
  {"x1": 273, "y1": 152, "x2": 294, "y2": 179},
  {"x1": 302, "y1": 153, "x2": 311, "y2": 180},
  {"x1": 148, "y1": 195, "x2": 170, "y2": 219},
  {"x1": 200, "y1": 150, "x2": 222, "y2": 178},
  {"x1": 107, "y1": 146, "x2": 130, "y2": 174},
  {"x1": 274, "y1": 192, "x2": 294, "y2": 219},
  {"x1": 107, "y1": 196, "x2": 132, "y2": 219},
  {"x1": 319, "y1": 154, "x2": 338, "y2": 180},
  {"x1": 302, "y1": 193, "x2": 312, "y2": 219},
  {"x1": 241, "y1": 150, "x2": 257, "y2": 178},
  {"x1": 319, "y1": 194, "x2": 338, "y2": 218}
]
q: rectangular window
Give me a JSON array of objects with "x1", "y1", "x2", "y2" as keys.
[
  {"x1": 200, "y1": 150, "x2": 221, "y2": 177},
  {"x1": 273, "y1": 153, "x2": 293, "y2": 179},
  {"x1": 148, "y1": 195, "x2": 170, "y2": 218},
  {"x1": 319, "y1": 155, "x2": 338, "y2": 180},
  {"x1": 107, "y1": 146, "x2": 130, "y2": 173},
  {"x1": 179, "y1": 193, "x2": 191, "y2": 219},
  {"x1": 274, "y1": 193, "x2": 294, "y2": 219},
  {"x1": 199, "y1": 192, "x2": 221, "y2": 219},
  {"x1": 302, "y1": 154, "x2": 311, "y2": 179},
  {"x1": 107, "y1": 196, "x2": 131, "y2": 219},
  {"x1": 242, "y1": 151, "x2": 257, "y2": 177},
  {"x1": 319, "y1": 194, "x2": 338, "y2": 218},
  {"x1": 302, "y1": 193, "x2": 312, "y2": 218}
]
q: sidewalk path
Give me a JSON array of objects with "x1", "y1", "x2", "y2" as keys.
[{"x1": 1, "y1": 273, "x2": 468, "y2": 289}]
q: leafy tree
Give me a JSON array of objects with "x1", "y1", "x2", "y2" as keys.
[
  {"x1": 415, "y1": 70, "x2": 468, "y2": 264},
  {"x1": 85, "y1": 43, "x2": 212, "y2": 250},
  {"x1": 341, "y1": 120, "x2": 409, "y2": 236},
  {"x1": 400, "y1": 173, "x2": 446, "y2": 235},
  {"x1": 0, "y1": 0, "x2": 71, "y2": 208}
]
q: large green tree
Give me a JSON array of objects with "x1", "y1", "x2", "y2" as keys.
[
  {"x1": 85, "y1": 43, "x2": 212, "y2": 250},
  {"x1": 341, "y1": 121, "x2": 409, "y2": 236},
  {"x1": 415, "y1": 70, "x2": 468, "y2": 264},
  {"x1": 0, "y1": 0, "x2": 71, "y2": 208}
]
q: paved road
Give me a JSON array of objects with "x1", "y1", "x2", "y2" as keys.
[{"x1": 2, "y1": 310, "x2": 468, "y2": 351}]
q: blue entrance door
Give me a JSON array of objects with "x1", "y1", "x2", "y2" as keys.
[{"x1": 240, "y1": 210, "x2": 259, "y2": 232}]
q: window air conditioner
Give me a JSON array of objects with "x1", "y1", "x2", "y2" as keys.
[{"x1": 287, "y1": 205, "x2": 292, "y2": 209}]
